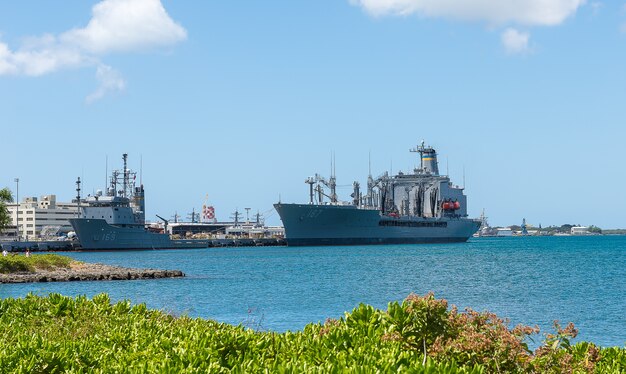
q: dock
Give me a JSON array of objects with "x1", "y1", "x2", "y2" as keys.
[{"x1": 1, "y1": 238, "x2": 286, "y2": 252}]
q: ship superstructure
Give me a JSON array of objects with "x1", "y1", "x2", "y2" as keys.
[
  {"x1": 78, "y1": 154, "x2": 146, "y2": 227},
  {"x1": 274, "y1": 142, "x2": 480, "y2": 246},
  {"x1": 70, "y1": 154, "x2": 206, "y2": 250}
]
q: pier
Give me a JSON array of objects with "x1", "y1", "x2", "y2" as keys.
[{"x1": 1, "y1": 237, "x2": 286, "y2": 252}]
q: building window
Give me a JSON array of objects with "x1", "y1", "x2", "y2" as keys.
[{"x1": 26, "y1": 217, "x2": 33, "y2": 221}]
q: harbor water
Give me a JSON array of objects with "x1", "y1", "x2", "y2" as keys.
[{"x1": 1, "y1": 235, "x2": 625, "y2": 347}]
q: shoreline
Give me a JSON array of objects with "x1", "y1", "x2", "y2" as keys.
[{"x1": 0, "y1": 262, "x2": 184, "y2": 284}]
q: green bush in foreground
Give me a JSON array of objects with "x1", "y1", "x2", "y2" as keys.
[
  {"x1": 0, "y1": 293, "x2": 624, "y2": 373},
  {"x1": 0, "y1": 254, "x2": 74, "y2": 274}
]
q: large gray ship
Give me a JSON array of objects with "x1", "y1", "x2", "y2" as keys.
[
  {"x1": 69, "y1": 154, "x2": 207, "y2": 250},
  {"x1": 274, "y1": 142, "x2": 480, "y2": 246}
]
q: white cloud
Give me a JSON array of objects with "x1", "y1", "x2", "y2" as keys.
[
  {"x1": 61, "y1": 0, "x2": 186, "y2": 54},
  {"x1": 0, "y1": 0, "x2": 186, "y2": 101},
  {"x1": 0, "y1": 42, "x2": 18, "y2": 75},
  {"x1": 501, "y1": 28, "x2": 530, "y2": 54},
  {"x1": 350, "y1": 1, "x2": 585, "y2": 54},
  {"x1": 350, "y1": 0, "x2": 586, "y2": 26},
  {"x1": 11, "y1": 38, "x2": 89, "y2": 77},
  {"x1": 86, "y1": 64, "x2": 127, "y2": 104},
  {"x1": 0, "y1": 37, "x2": 88, "y2": 77}
]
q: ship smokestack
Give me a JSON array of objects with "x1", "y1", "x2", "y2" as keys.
[
  {"x1": 411, "y1": 141, "x2": 439, "y2": 176},
  {"x1": 421, "y1": 147, "x2": 439, "y2": 175}
]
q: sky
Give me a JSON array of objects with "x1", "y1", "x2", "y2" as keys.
[{"x1": 1, "y1": 0, "x2": 625, "y2": 228}]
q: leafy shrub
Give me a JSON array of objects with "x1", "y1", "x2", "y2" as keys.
[{"x1": 0, "y1": 293, "x2": 623, "y2": 373}]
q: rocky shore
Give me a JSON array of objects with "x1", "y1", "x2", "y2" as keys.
[{"x1": 0, "y1": 262, "x2": 184, "y2": 283}]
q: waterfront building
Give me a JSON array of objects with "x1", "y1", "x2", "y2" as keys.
[
  {"x1": 571, "y1": 226, "x2": 590, "y2": 235},
  {"x1": 496, "y1": 227, "x2": 513, "y2": 237},
  {"x1": 6, "y1": 195, "x2": 79, "y2": 240}
]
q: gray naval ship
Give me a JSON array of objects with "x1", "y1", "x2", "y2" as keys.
[
  {"x1": 274, "y1": 142, "x2": 481, "y2": 246},
  {"x1": 69, "y1": 154, "x2": 207, "y2": 250}
]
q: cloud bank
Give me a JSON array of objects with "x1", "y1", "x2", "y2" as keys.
[
  {"x1": 0, "y1": 0, "x2": 186, "y2": 102},
  {"x1": 350, "y1": 0, "x2": 586, "y2": 53},
  {"x1": 350, "y1": 0, "x2": 586, "y2": 25}
]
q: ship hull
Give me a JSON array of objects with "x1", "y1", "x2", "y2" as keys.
[
  {"x1": 274, "y1": 203, "x2": 480, "y2": 247},
  {"x1": 69, "y1": 218, "x2": 207, "y2": 250}
]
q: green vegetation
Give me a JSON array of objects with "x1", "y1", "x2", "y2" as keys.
[
  {"x1": 603, "y1": 229, "x2": 626, "y2": 235},
  {"x1": 545, "y1": 224, "x2": 603, "y2": 235},
  {"x1": 587, "y1": 225, "x2": 603, "y2": 234},
  {"x1": 0, "y1": 253, "x2": 74, "y2": 274},
  {"x1": 0, "y1": 293, "x2": 624, "y2": 373},
  {"x1": 0, "y1": 187, "x2": 13, "y2": 232}
]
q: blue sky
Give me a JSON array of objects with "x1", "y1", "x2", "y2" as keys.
[{"x1": 1, "y1": 0, "x2": 625, "y2": 228}]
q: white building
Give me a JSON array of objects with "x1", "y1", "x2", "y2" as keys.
[
  {"x1": 6, "y1": 195, "x2": 79, "y2": 240},
  {"x1": 496, "y1": 227, "x2": 513, "y2": 237},
  {"x1": 571, "y1": 226, "x2": 590, "y2": 235}
]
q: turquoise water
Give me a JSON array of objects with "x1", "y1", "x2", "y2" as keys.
[{"x1": 1, "y1": 236, "x2": 625, "y2": 347}]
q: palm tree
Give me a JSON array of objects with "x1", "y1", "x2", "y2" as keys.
[{"x1": 0, "y1": 187, "x2": 14, "y2": 232}]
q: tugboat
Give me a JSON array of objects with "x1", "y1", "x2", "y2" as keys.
[
  {"x1": 274, "y1": 142, "x2": 481, "y2": 246},
  {"x1": 69, "y1": 154, "x2": 208, "y2": 250}
]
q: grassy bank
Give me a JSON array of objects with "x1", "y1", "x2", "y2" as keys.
[
  {"x1": 0, "y1": 293, "x2": 623, "y2": 373},
  {"x1": 0, "y1": 253, "x2": 73, "y2": 274}
]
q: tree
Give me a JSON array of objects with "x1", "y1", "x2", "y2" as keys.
[
  {"x1": 0, "y1": 187, "x2": 14, "y2": 232},
  {"x1": 588, "y1": 225, "x2": 602, "y2": 234}
]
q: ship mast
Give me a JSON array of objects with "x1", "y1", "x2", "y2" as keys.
[
  {"x1": 305, "y1": 177, "x2": 315, "y2": 204},
  {"x1": 329, "y1": 152, "x2": 337, "y2": 203},
  {"x1": 254, "y1": 211, "x2": 263, "y2": 227},
  {"x1": 366, "y1": 152, "x2": 375, "y2": 208},
  {"x1": 187, "y1": 208, "x2": 199, "y2": 223},
  {"x1": 75, "y1": 177, "x2": 81, "y2": 217},
  {"x1": 230, "y1": 209, "x2": 242, "y2": 227},
  {"x1": 122, "y1": 153, "x2": 128, "y2": 198}
]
